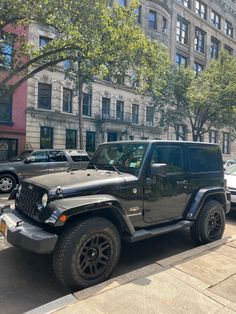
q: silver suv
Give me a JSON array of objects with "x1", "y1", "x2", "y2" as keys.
[{"x1": 0, "y1": 149, "x2": 90, "y2": 193}]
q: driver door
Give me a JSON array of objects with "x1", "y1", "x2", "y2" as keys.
[{"x1": 144, "y1": 144, "x2": 188, "y2": 224}]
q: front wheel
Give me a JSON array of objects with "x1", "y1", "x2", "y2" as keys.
[
  {"x1": 53, "y1": 217, "x2": 121, "y2": 291},
  {"x1": 190, "y1": 200, "x2": 225, "y2": 245},
  {"x1": 0, "y1": 174, "x2": 16, "y2": 193}
]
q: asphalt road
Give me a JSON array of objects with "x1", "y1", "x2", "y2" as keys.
[{"x1": 0, "y1": 194, "x2": 236, "y2": 314}]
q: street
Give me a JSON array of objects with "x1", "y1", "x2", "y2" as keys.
[{"x1": 0, "y1": 194, "x2": 236, "y2": 314}]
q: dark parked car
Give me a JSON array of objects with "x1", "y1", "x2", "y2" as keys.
[
  {"x1": 0, "y1": 149, "x2": 90, "y2": 193},
  {"x1": 0, "y1": 141, "x2": 230, "y2": 291}
]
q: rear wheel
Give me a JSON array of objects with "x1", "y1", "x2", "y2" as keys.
[
  {"x1": 53, "y1": 217, "x2": 121, "y2": 291},
  {"x1": 0, "y1": 174, "x2": 16, "y2": 193},
  {"x1": 190, "y1": 200, "x2": 225, "y2": 244}
]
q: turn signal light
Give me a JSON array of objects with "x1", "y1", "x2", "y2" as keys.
[{"x1": 58, "y1": 215, "x2": 68, "y2": 223}]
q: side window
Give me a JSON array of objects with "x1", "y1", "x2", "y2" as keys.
[
  {"x1": 189, "y1": 146, "x2": 222, "y2": 172},
  {"x1": 151, "y1": 146, "x2": 184, "y2": 173},
  {"x1": 30, "y1": 151, "x2": 48, "y2": 162},
  {"x1": 49, "y1": 151, "x2": 67, "y2": 162}
]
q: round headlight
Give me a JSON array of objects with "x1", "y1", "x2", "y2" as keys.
[{"x1": 41, "y1": 193, "x2": 48, "y2": 208}]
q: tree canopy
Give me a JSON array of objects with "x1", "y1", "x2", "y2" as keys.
[
  {"x1": 153, "y1": 50, "x2": 236, "y2": 141},
  {"x1": 0, "y1": 0, "x2": 169, "y2": 95}
]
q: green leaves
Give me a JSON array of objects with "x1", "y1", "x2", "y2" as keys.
[{"x1": 153, "y1": 50, "x2": 236, "y2": 141}]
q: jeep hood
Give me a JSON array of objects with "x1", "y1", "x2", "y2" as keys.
[{"x1": 25, "y1": 169, "x2": 137, "y2": 192}]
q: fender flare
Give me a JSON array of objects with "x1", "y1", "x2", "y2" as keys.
[
  {"x1": 46, "y1": 194, "x2": 135, "y2": 234},
  {"x1": 185, "y1": 187, "x2": 228, "y2": 220}
]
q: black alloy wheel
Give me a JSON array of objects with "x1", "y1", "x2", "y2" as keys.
[
  {"x1": 53, "y1": 217, "x2": 121, "y2": 291},
  {"x1": 190, "y1": 200, "x2": 225, "y2": 244},
  {"x1": 78, "y1": 233, "x2": 112, "y2": 280},
  {"x1": 207, "y1": 210, "x2": 223, "y2": 240}
]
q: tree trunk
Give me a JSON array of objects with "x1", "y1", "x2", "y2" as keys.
[{"x1": 78, "y1": 81, "x2": 84, "y2": 150}]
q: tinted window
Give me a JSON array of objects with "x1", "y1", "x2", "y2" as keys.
[
  {"x1": 189, "y1": 146, "x2": 222, "y2": 172},
  {"x1": 49, "y1": 151, "x2": 67, "y2": 162},
  {"x1": 151, "y1": 146, "x2": 184, "y2": 173},
  {"x1": 70, "y1": 155, "x2": 90, "y2": 162}
]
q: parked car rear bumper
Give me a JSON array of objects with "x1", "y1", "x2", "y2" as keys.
[{"x1": 0, "y1": 206, "x2": 58, "y2": 254}]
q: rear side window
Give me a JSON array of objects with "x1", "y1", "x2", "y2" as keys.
[
  {"x1": 70, "y1": 155, "x2": 90, "y2": 162},
  {"x1": 49, "y1": 151, "x2": 67, "y2": 162},
  {"x1": 189, "y1": 146, "x2": 222, "y2": 172},
  {"x1": 151, "y1": 145, "x2": 184, "y2": 173}
]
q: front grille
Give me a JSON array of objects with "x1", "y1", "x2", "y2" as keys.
[
  {"x1": 228, "y1": 187, "x2": 236, "y2": 195},
  {"x1": 16, "y1": 182, "x2": 47, "y2": 218}
]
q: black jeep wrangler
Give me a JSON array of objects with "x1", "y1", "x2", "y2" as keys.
[{"x1": 0, "y1": 141, "x2": 231, "y2": 290}]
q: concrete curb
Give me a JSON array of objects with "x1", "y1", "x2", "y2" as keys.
[{"x1": 25, "y1": 234, "x2": 236, "y2": 314}]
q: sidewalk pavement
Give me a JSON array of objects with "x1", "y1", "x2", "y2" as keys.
[{"x1": 27, "y1": 234, "x2": 236, "y2": 314}]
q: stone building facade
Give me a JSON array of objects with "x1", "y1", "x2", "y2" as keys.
[{"x1": 25, "y1": 0, "x2": 236, "y2": 157}]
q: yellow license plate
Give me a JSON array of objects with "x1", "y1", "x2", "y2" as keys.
[{"x1": 0, "y1": 220, "x2": 6, "y2": 237}]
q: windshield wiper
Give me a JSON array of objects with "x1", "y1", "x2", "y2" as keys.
[{"x1": 89, "y1": 163, "x2": 99, "y2": 171}]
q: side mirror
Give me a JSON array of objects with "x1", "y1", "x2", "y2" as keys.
[
  {"x1": 151, "y1": 163, "x2": 167, "y2": 177},
  {"x1": 25, "y1": 156, "x2": 35, "y2": 163}
]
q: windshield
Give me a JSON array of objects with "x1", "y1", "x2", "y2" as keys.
[
  {"x1": 90, "y1": 142, "x2": 148, "y2": 175},
  {"x1": 225, "y1": 164, "x2": 236, "y2": 175}
]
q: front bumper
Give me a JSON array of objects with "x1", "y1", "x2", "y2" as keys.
[{"x1": 0, "y1": 206, "x2": 58, "y2": 254}]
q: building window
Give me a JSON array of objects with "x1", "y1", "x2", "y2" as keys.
[
  {"x1": 39, "y1": 36, "x2": 52, "y2": 47},
  {"x1": 0, "y1": 90, "x2": 12, "y2": 123},
  {"x1": 176, "y1": 17, "x2": 188, "y2": 45},
  {"x1": 38, "y1": 83, "x2": 51, "y2": 110},
  {"x1": 211, "y1": 11, "x2": 221, "y2": 29},
  {"x1": 195, "y1": 1, "x2": 207, "y2": 20},
  {"x1": 224, "y1": 45, "x2": 233, "y2": 55},
  {"x1": 134, "y1": 5, "x2": 142, "y2": 24},
  {"x1": 195, "y1": 28, "x2": 205, "y2": 53},
  {"x1": 222, "y1": 132, "x2": 230, "y2": 154},
  {"x1": 119, "y1": 0, "x2": 126, "y2": 6},
  {"x1": 148, "y1": 10, "x2": 157, "y2": 29},
  {"x1": 102, "y1": 97, "x2": 110, "y2": 119},
  {"x1": 0, "y1": 40, "x2": 13, "y2": 67},
  {"x1": 63, "y1": 88, "x2": 72, "y2": 113},
  {"x1": 86, "y1": 131, "x2": 96, "y2": 153},
  {"x1": 66, "y1": 129, "x2": 77, "y2": 149},
  {"x1": 177, "y1": 0, "x2": 191, "y2": 8},
  {"x1": 209, "y1": 130, "x2": 218, "y2": 143},
  {"x1": 162, "y1": 17, "x2": 167, "y2": 33},
  {"x1": 146, "y1": 106, "x2": 153, "y2": 125},
  {"x1": 225, "y1": 20, "x2": 233, "y2": 38},
  {"x1": 40, "y1": 127, "x2": 53, "y2": 149},
  {"x1": 132, "y1": 104, "x2": 139, "y2": 124},
  {"x1": 176, "y1": 54, "x2": 187, "y2": 67},
  {"x1": 194, "y1": 62, "x2": 204, "y2": 76},
  {"x1": 116, "y1": 100, "x2": 124, "y2": 120},
  {"x1": 210, "y1": 38, "x2": 219, "y2": 59},
  {"x1": 83, "y1": 93, "x2": 92, "y2": 116},
  {"x1": 63, "y1": 60, "x2": 72, "y2": 70}
]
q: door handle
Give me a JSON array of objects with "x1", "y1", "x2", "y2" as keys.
[
  {"x1": 41, "y1": 164, "x2": 47, "y2": 168},
  {"x1": 176, "y1": 180, "x2": 187, "y2": 186}
]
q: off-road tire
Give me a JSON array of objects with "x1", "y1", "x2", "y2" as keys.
[
  {"x1": 0, "y1": 173, "x2": 16, "y2": 193},
  {"x1": 190, "y1": 200, "x2": 225, "y2": 245},
  {"x1": 53, "y1": 217, "x2": 121, "y2": 291}
]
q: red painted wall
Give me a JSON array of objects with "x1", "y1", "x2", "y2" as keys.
[{"x1": 0, "y1": 25, "x2": 28, "y2": 156}]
